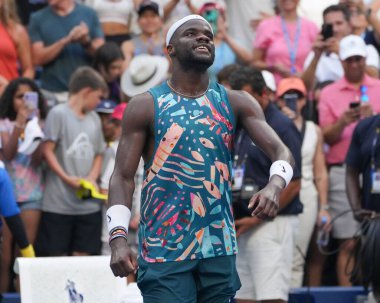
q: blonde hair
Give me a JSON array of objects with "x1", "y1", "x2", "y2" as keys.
[{"x1": 0, "y1": 0, "x2": 20, "y2": 27}]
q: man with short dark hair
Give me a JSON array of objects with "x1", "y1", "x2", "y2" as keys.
[
  {"x1": 302, "y1": 4, "x2": 379, "y2": 90},
  {"x1": 107, "y1": 15, "x2": 295, "y2": 302},
  {"x1": 36, "y1": 67, "x2": 107, "y2": 257},
  {"x1": 229, "y1": 66, "x2": 302, "y2": 303}
]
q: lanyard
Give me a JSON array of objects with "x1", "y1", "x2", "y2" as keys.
[{"x1": 281, "y1": 16, "x2": 301, "y2": 75}]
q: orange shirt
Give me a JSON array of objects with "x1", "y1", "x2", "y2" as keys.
[{"x1": 0, "y1": 22, "x2": 18, "y2": 80}]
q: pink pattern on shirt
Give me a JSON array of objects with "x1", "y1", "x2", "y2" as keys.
[
  {"x1": 254, "y1": 16, "x2": 318, "y2": 84},
  {"x1": 319, "y1": 75, "x2": 380, "y2": 164}
]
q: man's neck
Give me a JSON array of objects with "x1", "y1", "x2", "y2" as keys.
[
  {"x1": 169, "y1": 67, "x2": 210, "y2": 98},
  {"x1": 346, "y1": 76, "x2": 365, "y2": 88},
  {"x1": 52, "y1": 0, "x2": 75, "y2": 16}
]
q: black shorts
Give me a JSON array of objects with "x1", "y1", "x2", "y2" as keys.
[{"x1": 35, "y1": 211, "x2": 102, "y2": 256}]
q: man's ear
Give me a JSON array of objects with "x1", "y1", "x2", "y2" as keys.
[{"x1": 167, "y1": 44, "x2": 175, "y2": 57}]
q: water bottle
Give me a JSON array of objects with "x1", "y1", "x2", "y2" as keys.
[{"x1": 317, "y1": 215, "x2": 329, "y2": 247}]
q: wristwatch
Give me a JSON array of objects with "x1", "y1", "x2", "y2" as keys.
[{"x1": 321, "y1": 204, "x2": 330, "y2": 211}]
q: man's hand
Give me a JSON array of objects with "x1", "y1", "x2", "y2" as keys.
[
  {"x1": 353, "y1": 208, "x2": 377, "y2": 222},
  {"x1": 313, "y1": 35, "x2": 327, "y2": 57},
  {"x1": 248, "y1": 182, "x2": 281, "y2": 220},
  {"x1": 235, "y1": 216, "x2": 261, "y2": 237},
  {"x1": 325, "y1": 37, "x2": 340, "y2": 55},
  {"x1": 340, "y1": 107, "x2": 361, "y2": 126},
  {"x1": 110, "y1": 238, "x2": 138, "y2": 277},
  {"x1": 360, "y1": 103, "x2": 373, "y2": 118}
]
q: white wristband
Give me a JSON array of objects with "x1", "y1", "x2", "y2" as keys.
[
  {"x1": 269, "y1": 160, "x2": 293, "y2": 188},
  {"x1": 106, "y1": 205, "x2": 131, "y2": 234}
]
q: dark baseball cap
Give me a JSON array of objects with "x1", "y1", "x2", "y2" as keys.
[
  {"x1": 137, "y1": 1, "x2": 160, "y2": 16},
  {"x1": 95, "y1": 99, "x2": 117, "y2": 114}
]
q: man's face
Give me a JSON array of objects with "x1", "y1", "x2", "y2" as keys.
[
  {"x1": 342, "y1": 55, "x2": 366, "y2": 83},
  {"x1": 169, "y1": 20, "x2": 215, "y2": 71},
  {"x1": 324, "y1": 11, "x2": 352, "y2": 40}
]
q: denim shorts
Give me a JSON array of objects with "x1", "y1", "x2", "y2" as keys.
[{"x1": 18, "y1": 200, "x2": 42, "y2": 211}]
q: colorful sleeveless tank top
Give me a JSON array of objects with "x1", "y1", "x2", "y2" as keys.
[{"x1": 139, "y1": 81, "x2": 237, "y2": 263}]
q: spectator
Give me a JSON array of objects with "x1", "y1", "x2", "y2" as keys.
[
  {"x1": 364, "y1": 0, "x2": 380, "y2": 55},
  {"x1": 216, "y1": 63, "x2": 242, "y2": 88},
  {"x1": 35, "y1": 67, "x2": 107, "y2": 257},
  {"x1": 302, "y1": 4, "x2": 380, "y2": 90},
  {"x1": 252, "y1": 0, "x2": 319, "y2": 84},
  {"x1": 84, "y1": 0, "x2": 140, "y2": 45},
  {"x1": 199, "y1": 2, "x2": 252, "y2": 82},
  {"x1": 225, "y1": 0, "x2": 275, "y2": 51},
  {"x1": 346, "y1": 113, "x2": 380, "y2": 301},
  {"x1": 95, "y1": 99, "x2": 117, "y2": 143},
  {"x1": 229, "y1": 67, "x2": 302, "y2": 303},
  {"x1": 0, "y1": 0, "x2": 34, "y2": 94},
  {"x1": 276, "y1": 77, "x2": 330, "y2": 288},
  {"x1": 0, "y1": 77, "x2": 47, "y2": 291},
  {"x1": 93, "y1": 42, "x2": 125, "y2": 103},
  {"x1": 318, "y1": 34, "x2": 380, "y2": 286},
  {"x1": 0, "y1": 161, "x2": 36, "y2": 275},
  {"x1": 28, "y1": 0, "x2": 104, "y2": 103},
  {"x1": 121, "y1": 1, "x2": 165, "y2": 68}
]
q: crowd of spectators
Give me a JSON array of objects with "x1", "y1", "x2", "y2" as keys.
[{"x1": 0, "y1": 0, "x2": 380, "y2": 301}]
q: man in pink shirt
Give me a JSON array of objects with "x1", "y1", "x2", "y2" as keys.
[{"x1": 319, "y1": 34, "x2": 380, "y2": 286}]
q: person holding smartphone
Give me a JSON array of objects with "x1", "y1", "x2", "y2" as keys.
[
  {"x1": 318, "y1": 34, "x2": 380, "y2": 286},
  {"x1": 0, "y1": 78, "x2": 47, "y2": 292},
  {"x1": 302, "y1": 4, "x2": 379, "y2": 91}
]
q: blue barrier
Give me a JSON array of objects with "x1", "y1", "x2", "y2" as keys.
[
  {"x1": 289, "y1": 287, "x2": 368, "y2": 303},
  {"x1": 1, "y1": 287, "x2": 370, "y2": 303},
  {"x1": 1, "y1": 293, "x2": 20, "y2": 303}
]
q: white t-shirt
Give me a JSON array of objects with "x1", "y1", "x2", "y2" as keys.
[{"x1": 303, "y1": 44, "x2": 380, "y2": 83}]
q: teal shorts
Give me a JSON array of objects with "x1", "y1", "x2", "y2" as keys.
[{"x1": 137, "y1": 255, "x2": 241, "y2": 303}]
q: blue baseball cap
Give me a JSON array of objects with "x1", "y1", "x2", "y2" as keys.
[{"x1": 95, "y1": 100, "x2": 117, "y2": 114}]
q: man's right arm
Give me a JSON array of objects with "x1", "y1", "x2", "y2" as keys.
[{"x1": 108, "y1": 93, "x2": 153, "y2": 277}]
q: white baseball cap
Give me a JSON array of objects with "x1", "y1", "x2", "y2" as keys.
[{"x1": 339, "y1": 35, "x2": 367, "y2": 61}]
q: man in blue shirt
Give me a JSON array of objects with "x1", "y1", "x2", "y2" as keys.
[
  {"x1": 346, "y1": 115, "x2": 380, "y2": 303},
  {"x1": 28, "y1": 0, "x2": 104, "y2": 102},
  {"x1": 229, "y1": 66, "x2": 302, "y2": 303}
]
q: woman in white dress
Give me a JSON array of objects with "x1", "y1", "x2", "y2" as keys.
[{"x1": 276, "y1": 77, "x2": 330, "y2": 287}]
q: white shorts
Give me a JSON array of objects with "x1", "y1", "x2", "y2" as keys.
[{"x1": 235, "y1": 215, "x2": 299, "y2": 301}]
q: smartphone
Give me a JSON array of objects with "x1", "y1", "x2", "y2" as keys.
[
  {"x1": 349, "y1": 101, "x2": 360, "y2": 109},
  {"x1": 321, "y1": 23, "x2": 333, "y2": 41},
  {"x1": 23, "y1": 91, "x2": 38, "y2": 119}
]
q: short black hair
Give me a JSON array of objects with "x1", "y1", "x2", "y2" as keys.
[
  {"x1": 229, "y1": 66, "x2": 267, "y2": 96},
  {"x1": 93, "y1": 42, "x2": 124, "y2": 72},
  {"x1": 0, "y1": 78, "x2": 48, "y2": 121},
  {"x1": 323, "y1": 4, "x2": 351, "y2": 22},
  {"x1": 217, "y1": 64, "x2": 242, "y2": 84}
]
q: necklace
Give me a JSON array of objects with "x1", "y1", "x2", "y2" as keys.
[{"x1": 167, "y1": 80, "x2": 210, "y2": 99}]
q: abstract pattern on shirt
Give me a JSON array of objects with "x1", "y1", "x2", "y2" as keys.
[{"x1": 140, "y1": 82, "x2": 237, "y2": 263}]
